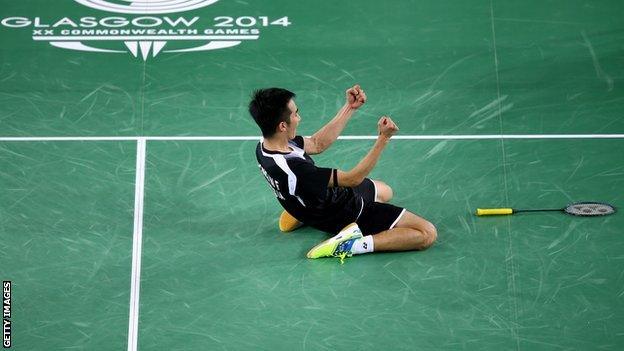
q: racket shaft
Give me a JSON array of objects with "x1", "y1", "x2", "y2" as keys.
[
  {"x1": 476, "y1": 208, "x2": 514, "y2": 216},
  {"x1": 514, "y1": 209, "x2": 563, "y2": 213}
]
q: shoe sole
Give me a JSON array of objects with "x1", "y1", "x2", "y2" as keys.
[{"x1": 279, "y1": 211, "x2": 303, "y2": 232}]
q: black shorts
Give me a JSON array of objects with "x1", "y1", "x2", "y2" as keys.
[
  {"x1": 352, "y1": 179, "x2": 406, "y2": 236},
  {"x1": 310, "y1": 179, "x2": 406, "y2": 236}
]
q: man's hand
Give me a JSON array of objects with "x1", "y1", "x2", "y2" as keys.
[
  {"x1": 378, "y1": 116, "x2": 399, "y2": 139},
  {"x1": 346, "y1": 84, "x2": 367, "y2": 109}
]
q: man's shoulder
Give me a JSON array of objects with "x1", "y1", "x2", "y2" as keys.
[{"x1": 285, "y1": 156, "x2": 320, "y2": 177}]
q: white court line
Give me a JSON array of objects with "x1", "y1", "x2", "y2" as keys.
[
  {"x1": 128, "y1": 138, "x2": 146, "y2": 351},
  {"x1": 0, "y1": 134, "x2": 624, "y2": 142}
]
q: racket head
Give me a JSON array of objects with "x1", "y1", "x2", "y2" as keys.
[{"x1": 564, "y1": 202, "x2": 616, "y2": 216}]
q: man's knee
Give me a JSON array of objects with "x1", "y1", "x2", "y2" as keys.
[
  {"x1": 384, "y1": 184, "x2": 394, "y2": 202},
  {"x1": 374, "y1": 181, "x2": 393, "y2": 203},
  {"x1": 394, "y1": 211, "x2": 437, "y2": 250},
  {"x1": 419, "y1": 221, "x2": 437, "y2": 249}
]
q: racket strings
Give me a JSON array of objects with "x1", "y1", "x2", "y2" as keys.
[{"x1": 565, "y1": 203, "x2": 615, "y2": 216}]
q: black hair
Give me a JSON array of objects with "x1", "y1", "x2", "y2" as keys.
[{"x1": 248, "y1": 88, "x2": 295, "y2": 138}]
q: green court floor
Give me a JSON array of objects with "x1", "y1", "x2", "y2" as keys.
[{"x1": 1, "y1": 0, "x2": 623, "y2": 350}]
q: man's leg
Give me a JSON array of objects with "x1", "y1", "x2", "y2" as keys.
[
  {"x1": 307, "y1": 209, "x2": 437, "y2": 261},
  {"x1": 365, "y1": 182, "x2": 435, "y2": 250},
  {"x1": 371, "y1": 210, "x2": 437, "y2": 251}
]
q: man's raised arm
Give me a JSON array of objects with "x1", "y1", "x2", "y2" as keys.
[
  {"x1": 331, "y1": 116, "x2": 399, "y2": 188},
  {"x1": 304, "y1": 85, "x2": 367, "y2": 155}
]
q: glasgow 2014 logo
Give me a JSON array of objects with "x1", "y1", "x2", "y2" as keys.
[{"x1": 0, "y1": 0, "x2": 291, "y2": 60}]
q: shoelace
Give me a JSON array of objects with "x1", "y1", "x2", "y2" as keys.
[
  {"x1": 334, "y1": 239, "x2": 355, "y2": 264},
  {"x1": 337, "y1": 252, "x2": 348, "y2": 265}
]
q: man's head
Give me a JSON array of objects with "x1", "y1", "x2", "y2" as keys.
[{"x1": 249, "y1": 88, "x2": 300, "y2": 139}]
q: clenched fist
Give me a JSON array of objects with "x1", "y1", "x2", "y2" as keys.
[
  {"x1": 346, "y1": 84, "x2": 367, "y2": 109},
  {"x1": 378, "y1": 116, "x2": 399, "y2": 139}
]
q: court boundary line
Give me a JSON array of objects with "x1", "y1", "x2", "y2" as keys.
[
  {"x1": 128, "y1": 138, "x2": 146, "y2": 351},
  {"x1": 1, "y1": 134, "x2": 624, "y2": 142},
  {"x1": 490, "y1": 1, "x2": 520, "y2": 349}
]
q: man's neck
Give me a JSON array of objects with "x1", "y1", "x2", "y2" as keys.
[{"x1": 262, "y1": 135, "x2": 291, "y2": 153}]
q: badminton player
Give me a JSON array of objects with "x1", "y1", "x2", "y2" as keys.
[{"x1": 249, "y1": 85, "x2": 437, "y2": 261}]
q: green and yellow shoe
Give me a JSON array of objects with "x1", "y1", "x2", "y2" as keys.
[{"x1": 306, "y1": 223, "x2": 363, "y2": 263}]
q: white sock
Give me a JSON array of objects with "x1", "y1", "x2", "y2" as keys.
[{"x1": 351, "y1": 235, "x2": 374, "y2": 255}]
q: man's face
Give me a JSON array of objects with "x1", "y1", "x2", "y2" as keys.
[{"x1": 285, "y1": 99, "x2": 301, "y2": 139}]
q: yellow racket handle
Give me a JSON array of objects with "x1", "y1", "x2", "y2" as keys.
[{"x1": 476, "y1": 208, "x2": 514, "y2": 216}]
